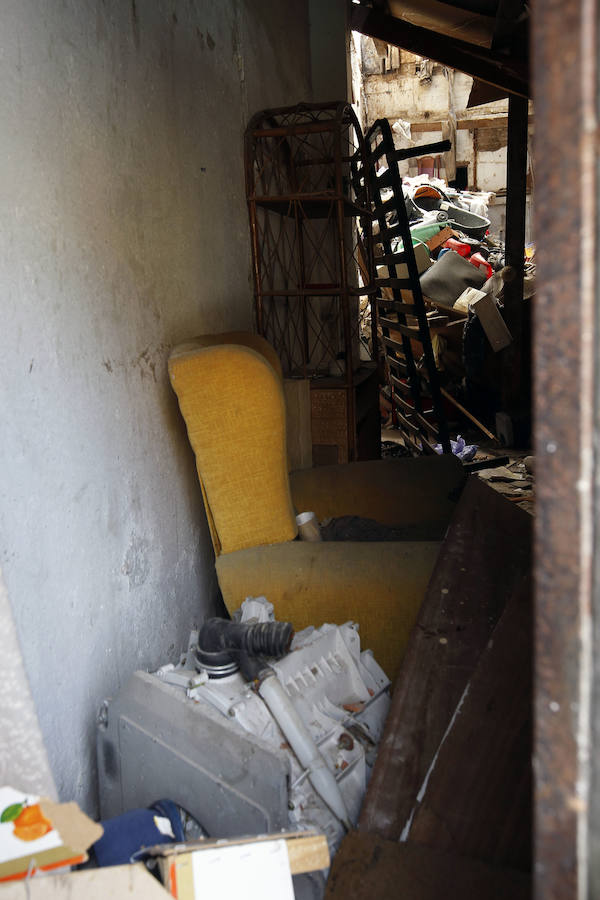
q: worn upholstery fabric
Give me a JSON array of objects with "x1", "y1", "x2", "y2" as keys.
[
  {"x1": 170, "y1": 331, "x2": 283, "y2": 380},
  {"x1": 169, "y1": 335, "x2": 284, "y2": 551},
  {"x1": 290, "y1": 455, "x2": 463, "y2": 533},
  {"x1": 168, "y1": 345, "x2": 297, "y2": 554},
  {"x1": 168, "y1": 334, "x2": 464, "y2": 677},
  {"x1": 216, "y1": 540, "x2": 441, "y2": 681}
]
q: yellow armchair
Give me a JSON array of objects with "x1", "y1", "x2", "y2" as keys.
[{"x1": 168, "y1": 338, "x2": 463, "y2": 679}]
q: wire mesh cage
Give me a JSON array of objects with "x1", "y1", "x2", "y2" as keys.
[
  {"x1": 245, "y1": 101, "x2": 376, "y2": 379},
  {"x1": 245, "y1": 102, "x2": 379, "y2": 463}
]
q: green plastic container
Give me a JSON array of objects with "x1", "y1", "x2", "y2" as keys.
[{"x1": 394, "y1": 222, "x2": 446, "y2": 253}]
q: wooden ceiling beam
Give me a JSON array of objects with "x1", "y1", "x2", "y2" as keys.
[{"x1": 350, "y1": 4, "x2": 530, "y2": 99}]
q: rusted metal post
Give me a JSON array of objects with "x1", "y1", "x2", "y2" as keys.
[
  {"x1": 533, "y1": 0, "x2": 597, "y2": 897},
  {"x1": 501, "y1": 93, "x2": 529, "y2": 418}
]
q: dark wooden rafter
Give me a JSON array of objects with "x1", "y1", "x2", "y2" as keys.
[
  {"x1": 349, "y1": 4, "x2": 530, "y2": 99},
  {"x1": 492, "y1": 0, "x2": 529, "y2": 55}
]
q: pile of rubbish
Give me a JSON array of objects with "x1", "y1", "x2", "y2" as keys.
[
  {"x1": 404, "y1": 175, "x2": 493, "y2": 242},
  {"x1": 92, "y1": 599, "x2": 392, "y2": 896},
  {"x1": 365, "y1": 170, "x2": 535, "y2": 442},
  {"x1": 6, "y1": 600, "x2": 384, "y2": 896}
]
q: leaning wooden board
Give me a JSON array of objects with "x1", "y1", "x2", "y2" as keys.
[
  {"x1": 359, "y1": 476, "x2": 532, "y2": 848},
  {"x1": 325, "y1": 834, "x2": 529, "y2": 900},
  {"x1": 407, "y1": 572, "x2": 532, "y2": 869}
]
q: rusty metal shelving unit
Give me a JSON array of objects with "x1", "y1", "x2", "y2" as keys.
[
  {"x1": 364, "y1": 118, "x2": 451, "y2": 455},
  {"x1": 245, "y1": 101, "x2": 379, "y2": 464}
]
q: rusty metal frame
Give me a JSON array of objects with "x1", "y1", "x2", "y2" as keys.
[
  {"x1": 244, "y1": 101, "x2": 377, "y2": 462},
  {"x1": 533, "y1": 0, "x2": 597, "y2": 897}
]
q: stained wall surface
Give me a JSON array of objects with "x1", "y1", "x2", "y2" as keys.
[{"x1": 0, "y1": 0, "x2": 310, "y2": 814}]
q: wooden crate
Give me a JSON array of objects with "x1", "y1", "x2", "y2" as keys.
[{"x1": 311, "y1": 386, "x2": 349, "y2": 466}]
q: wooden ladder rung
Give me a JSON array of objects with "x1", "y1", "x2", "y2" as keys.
[
  {"x1": 377, "y1": 299, "x2": 418, "y2": 316},
  {"x1": 375, "y1": 276, "x2": 414, "y2": 291}
]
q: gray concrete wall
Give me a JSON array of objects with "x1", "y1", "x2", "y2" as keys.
[
  {"x1": 0, "y1": 0, "x2": 310, "y2": 815},
  {"x1": 0, "y1": 566, "x2": 56, "y2": 801}
]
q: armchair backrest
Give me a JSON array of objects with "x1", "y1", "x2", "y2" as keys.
[
  {"x1": 168, "y1": 342, "x2": 297, "y2": 555},
  {"x1": 170, "y1": 331, "x2": 283, "y2": 380}
]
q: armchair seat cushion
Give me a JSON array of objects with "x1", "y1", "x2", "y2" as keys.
[
  {"x1": 216, "y1": 540, "x2": 441, "y2": 680},
  {"x1": 290, "y1": 456, "x2": 464, "y2": 535}
]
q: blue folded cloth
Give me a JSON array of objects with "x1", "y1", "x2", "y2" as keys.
[{"x1": 93, "y1": 799, "x2": 184, "y2": 867}]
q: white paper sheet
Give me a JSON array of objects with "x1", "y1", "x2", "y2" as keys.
[{"x1": 191, "y1": 838, "x2": 294, "y2": 900}]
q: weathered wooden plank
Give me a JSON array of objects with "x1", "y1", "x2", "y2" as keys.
[
  {"x1": 377, "y1": 300, "x2": 418, "y2": 317},
  {"x1": 407, "y1": 572, "x2": 532, "y2": 870},
  {"x1": 359, "y1": 478, "x2": 532, "y2": 843},
  {"x1": 325, "y1": 834, "x2": 530, "y2": 900},
  {"x1": 383, "y1": 320, "x2": 422, "y2": 340},
  {"x1": 382, "y1": 335, "x2": 409, "y2": 355},
  {"x1": 375, "y1": 276, "x2": 413, "y2": 290},
  {"x1": 389, "y1": 374, "x2": 413, "y2": 394},
  {"x1": 283, "y1": 378, "x2": 312, "y2": 471},
  {"x1": 394, "y1": 410, "x2": 420, "y2": 437}
]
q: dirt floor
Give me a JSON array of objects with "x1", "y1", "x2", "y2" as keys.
[{"x1": 381, "y1": 427, "x2": 534, "y2": 515}]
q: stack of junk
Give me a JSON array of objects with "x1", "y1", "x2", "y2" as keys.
[
  {"x1": 96, "y1": 597, "x2": 391, "y2": 897},
  {"x1": 366, "y1": 169, "x2": 534, "y2": 443},
  {"x1": 88, "y1": 125, "x2": 533, "y2": 899}
]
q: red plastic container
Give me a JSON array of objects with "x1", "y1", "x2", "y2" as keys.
[
  {"x1": 468, "y1": 252, "x2": 493, "y2": 280},
  {"x1": 442, "y1": 238, "x2": 471, "y2": 257}
]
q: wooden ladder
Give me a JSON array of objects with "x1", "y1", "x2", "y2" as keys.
[{"x1": 361, "y1": 120, "x2": 452, "y2": 455}]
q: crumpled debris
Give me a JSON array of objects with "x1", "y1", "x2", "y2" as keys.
[
  {"x1": 418, "y1": 58, "x2": 433, "y2": 83},
  {"x1": 434, "y1": 434, "x2": 478, "y2": 461},
  {"x1": 320, "y1": 515, "x2": 441, "y2": 542}
]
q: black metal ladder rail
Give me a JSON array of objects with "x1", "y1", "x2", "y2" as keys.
[{"x1": 364, "y1": 119, "x2": 451, "y2": 455}]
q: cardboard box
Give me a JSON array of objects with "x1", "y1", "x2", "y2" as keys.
[
  {"x1": 0, "y1": 863, "x2": 169, "y2": 898},
  {"x1": 155, "y1": 831, "x2": 329, "y2": 900},
  {"x1": 425, "y1": 226, "x2": 458, "y2": 255}
]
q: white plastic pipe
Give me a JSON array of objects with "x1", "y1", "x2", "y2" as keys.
[{"x1": 258, "y1": 672, "x2": 351, "y2": 829}]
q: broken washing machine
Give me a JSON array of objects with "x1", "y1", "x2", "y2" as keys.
[{"x1": 97, "y1": 598, "x2": 390, "y2": 857}]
